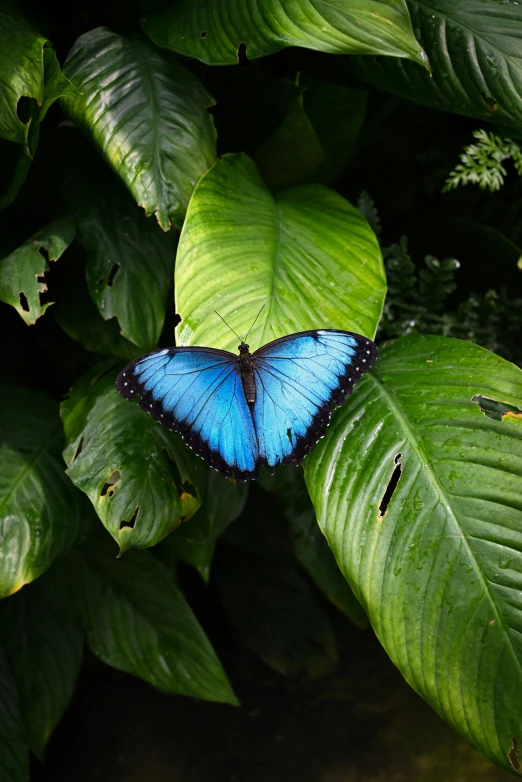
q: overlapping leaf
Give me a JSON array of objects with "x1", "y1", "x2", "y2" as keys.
[
  {"x1": 176, "y1": 154, "x2": 385, "y2": 351},
  {"x1": 0, "y1": 383, "x2": 83, "y2": 598},
  {"x1": 216, "y1": 548, "x2": 338, "y2": 678},
  {"x1": 62, "y1": 28, "x2": 217, "y2": 230},
  {"x1": 61, "y1": 364, "x2": 204, "y2": 553},
  {"x1": 0, "y1": 566, "x2": 83, "y2": 758},
  {"x1": 142, "y1": 0, "x2": 426, "y2": 67},
  {"x1": 351, "y1": 0, "x2": 522, "y2": 126},
  {"x1": 71, "y1": 537, "x2": 237, "y2": 704},
  {"x1": 0, "y1": 219, "x2": 76, "y2": 325},
  {"x1": 66, "y1": 168, "x2": 177, "y2": 351},
  {"x1": 305, "y1": 334, "x2": 522, "y2": 774}
]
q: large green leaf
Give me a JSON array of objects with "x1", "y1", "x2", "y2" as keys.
[
  {"x1": 304, "y1": 334, "x2": 522, "y2": 773},
  {"x1": 351, "y1": 0, "x2": 522, "y2": 126},
  {"x1": 0, "y1": 219, "x2": 76, "y2": 325},
  {"x1": 175, "y1": 154, "x2": 385, "y2": 351},
  {"x1": 71, "y1": 537, "x2": 237, "y2": 704},
  {"x1": 61, "y1": 364, "x2": 204, "y2": 554},
  {"x1": 142, "y1": 0, "x2": 427, "y2": 68},
  {"x1": 216, "y1": 547, "x2": 338, "y2": 678},
  {"x1": 0, "y1": 566, "x2": 83, "y2": 758},
  {"x1": 66, "y1": 166, "x2": 177, "y2": 351},
  {"x1": 0, "y1": 648, "x2": 28, "y2": 782},
  {"x1": 62, "y1": 28, "x2": 217, "y2": 230},
  {"x1": 0, "y1": 383, "x2": 83, "y2": 598}
]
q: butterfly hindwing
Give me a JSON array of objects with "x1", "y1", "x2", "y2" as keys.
[
  {"x1": 116, "y1": 347, "x2": 258, "y2": 479},
  {"x1": 252, "y1": 330, "x2": 378, "y2": 469}
]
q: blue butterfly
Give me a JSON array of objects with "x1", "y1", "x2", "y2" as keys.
[{"x1": 116, "y1": 319, "x2": 377, "y2": 481}]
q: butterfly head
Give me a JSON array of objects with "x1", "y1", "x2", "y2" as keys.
[{"x1": 239, "y1": 342, "x2": 250, "y2": 353}]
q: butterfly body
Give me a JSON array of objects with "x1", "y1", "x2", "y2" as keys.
[{"x1": 116, "y1": 330, "x2": 377, "y2": 481}]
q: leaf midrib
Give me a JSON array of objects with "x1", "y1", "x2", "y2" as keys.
[
  {"x1": 0, "y1": 428, "x2": 62, "y2": 518},
  {"x1": 367, "y1": 369, "x2": 522, "y2": 683}
]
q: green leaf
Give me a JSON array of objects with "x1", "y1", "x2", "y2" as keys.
[
  {"x1": 0, "y1": 146, "x2": 31, "y2": 209},
  {"x1": 0, "y1": 2, "x2": 46, "y2": 148},
  {"x1": 66, "y1": 167, "x2": 177, "y2": 351},
  {"x1": 216, "y1": 548, "x2": 338, "y2": 679},
  {"x1": 351, "y1": 0, "x2": 522, "y2": 126},
  {"x1": 175, "y1": 154, "x2": 385, "y2": 352},
  {"x1": 304, "y1": 334, "x2": 522, "y2": 773},
  {"x1": 54, "y1": 292, "x2": 142, "y2": 362},
  {"x1": 0, "y1": 219, "x2": 76, "y2": 325},
  {"x1": 164, "y1": 471, "x2": 248, "y2": 582},
  {"x1": 71, "y1": 537, "x2": 237, "y2": 704},
  {"x1": 272, "y1": 466, "x2": 368, "y2": 628},
  {"x1": 62, "y1": 28, "x2": 217, "y2": 230},
  {"x1": 0, "y1": 648, "x2": 28, "y2": 782},
  {"x1": 61, "y1": 364, "x2": 204, "y2": 554},
  {"x1": 0, "y1": 383, "x2": 83, "y2": 598},
  {"x1": 142, "y1": 0, "x2": 427, "y2": 68},
  {"x1": 0, "y1": 566, "x2": 83, "y2": 758},
  {"x1": 256, "y1": 80, "x2": 368, "y2": 189},
  {"x1": 40, "y1": 47, "x2": 77, "y2": 121}
]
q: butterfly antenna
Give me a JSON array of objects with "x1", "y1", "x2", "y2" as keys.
[
  {"x1": 214, "y1": 310, "x2": 242, "y2": 342},
  {"x1": 243, "y1": 304, "x2": 266, "y2": 342}
]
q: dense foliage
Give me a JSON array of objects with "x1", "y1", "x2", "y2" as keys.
[{"x1": 1, "y1": 0, "x2": 522, "y2": 778}]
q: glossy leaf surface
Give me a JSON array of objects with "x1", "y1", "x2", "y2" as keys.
[
  {"x1": 351, "y1": 0, "x2": 522, "y2": 126},
  {"x1": 0, "y1": 383, "x2": 83, "y2": 598},
  {"x1": 61, "y1": 364, "x2": 203, "y2": 553},
  {"x1": 73, "y1": 538, "x2": 237, "y2": 704},
  {"x1": 62, "y1": 28, "x2": 217, "y2": 229},
  {"x1": 0, "y1": 219, "x2": 76, "y2": 325},
  {"x1": 142, "y1": 0, "x2": 426, "y2": 67},
  {"x1": 0, "y1": 566, "x2": 83, "y2": 758},
  {"x1": 176, "y1": 154, "x2": 385, "y2": 351},
  {"x1": 305, "y1": 334, "x2": 522, "y2": 773}
]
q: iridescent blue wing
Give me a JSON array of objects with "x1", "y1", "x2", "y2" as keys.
[
  {"x1": 116, "y1": 347, "x2": 258, "y2": 480},
  {"x1": 252, "y1": 330, "x2": 377, "y2": 470}
]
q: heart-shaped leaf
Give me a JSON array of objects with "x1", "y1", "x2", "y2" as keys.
[
  {"x1": 0, "y1": 565, "x2": 83, "y2": 758},
  {"x1": 305, "y1": 334, "x2": 522, "y2": 774},
  {"x1": 69, "y1": 537, "x2": 237, "y2": 704},
  {"x1": 175, "y1": 154, "x2": 385, "y2": 351},
  {"x1": 142, "y1": 0, "x2": 427, "y2": 68},
  {"x1": 61, "y1": 363, "x2": 204, "y2": 554},
  {"x1": 0, "y1": 219, "x2": 76, "y2": 325},
  {"x1": 351, "y1": 0, "x2": 522, "y2": 126},
  {"x1": 0, "y1": 382, "x2": 84, "y2": 598},
  {"x1": 62, "y1": 28, "x2": 217, "y2": 230}
]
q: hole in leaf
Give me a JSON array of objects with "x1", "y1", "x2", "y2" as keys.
[
  {"x1": 472, "y1": 394, "x2": 522, "y2": 421},
  {"x1": 38, "y1": 246, "x2": 50, "y2": 263},
  {"x1": 106, "y1": 263, "x2": 120, "y2": 288},
  {"x1": 181, "y1": 480, "x2": 197, "y2": 498},
  {"x1": 509, "y1": 737, "x2": 520, "y2": 772},
  {"x1": 120, "y1": 505, "x2": 139, "y2": 530},
  {"x1": 18, "y1": 291, "x2": 29, "y2": 312},
  {"x1": 36, "y1": 275, "x2": 46, "y2": 284},
  {"x1": 378, "y1": 453, "x2": 402, "y2": 519},
  {"x1": 163, "y1": 448, "x2": 182, "y2": 491},
  {"x1": 101, "y1": 469, "x2": 121, "y2": 497},
  {"x1": 72, "y1": 437, "x2": 84, "y2": 463},
  {"x1": 16, "y1": 96, "x2": 34, "y2": 124},
  {"x1": 173, "y1": 312, "x2": 182, "y2": 327},
  {"x1": 200, "y1": 30, "x2": 207, "y2": 38},
  {"x1": 481, "y1": 92, "x2": 498, "y2": 111},
  {"x1": 237, "y1": 42, "x2": 248, "y2": 65}
]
